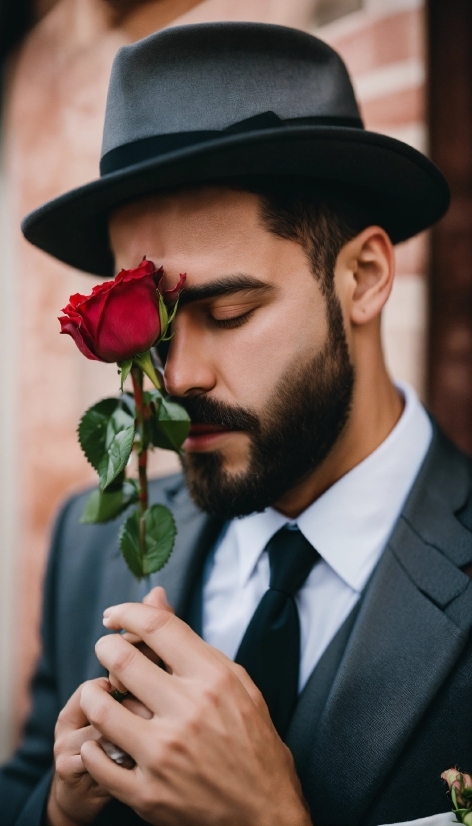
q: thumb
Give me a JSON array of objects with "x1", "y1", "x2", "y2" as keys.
[{"x1": 143, "y1": 586, "x2": 174, "y2": 613}]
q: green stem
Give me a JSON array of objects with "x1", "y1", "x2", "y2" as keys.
[{"x1": 131, "y1": 366, "x2": 149, "y2": 569}]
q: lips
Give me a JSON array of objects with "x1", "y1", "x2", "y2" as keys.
[{"x1": 183, "y1": 423, "x2": 236, "y2": 452}]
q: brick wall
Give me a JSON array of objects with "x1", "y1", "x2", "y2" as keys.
[{"x1": 315, "y1": 0, "x2": 428, "y2": 395}]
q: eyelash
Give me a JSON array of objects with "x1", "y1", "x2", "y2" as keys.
[{"x1": 211, "y1": 310, "x2": 255, "y2": 329}]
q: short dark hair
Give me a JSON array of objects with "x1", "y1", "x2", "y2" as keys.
[{"x1": 235, "y1": 177, "x2": 374, "y2": 297}]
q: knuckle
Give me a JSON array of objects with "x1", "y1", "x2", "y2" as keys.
[
  {"x1": 111, "y1": 643, "x2": 137, "y2": 673},
  {"x1": 248, "y1": 682, "x2": 266, "y2": 711},
  {"x1": 55, "y1": 709, "x2": 66, "y2": 731},
  {"x1": 55, "y1": 754, "x2": 70, "y2": 780},
  {"x1": 142, "y1": 607, "x2": 172, "y2": 636},
  {"x1": 83, "y1": 696, "x2": 109, "y2": 729},
  {"x1": 184, "y1": 711, "x2": 203, "y2": 738},
  {"x1": 156, "y1": 727, "x2": 186, "y2": 765},
  {"x1": 200, "y1": 683, "x2": 220, "y2": 710},
  {"x1": 208, "y1": 664, "x2": 233, "y2": 695},
  {"x1": 96, "y1": 635, "x2": 137, "y2": 674},
  {"x1": 142, "y1": 738, "x2": 165, "y2": 769},
  {"x1": 53, "y1": 736, "x2": 65, "y2": 760}
]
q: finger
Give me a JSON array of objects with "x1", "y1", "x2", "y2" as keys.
[
  {"x1": 62, "y1": 754, "x2": 89, "y2": 777},
  {"x1": 79, "y1": 680, "x2": 148, "y2": 758},
  {"x1": 110, "y1": 642, "x2": 166, "y2": 694},
  {"x1": 95, "y1": 634, "x2": 176, "y2": 713},
  {"x1": 80, "y1": 740, "x2": 139, "y2": 807},
  {"x1": 102, "y1": 603, "x2": 214, "y2": 676},
  {"x1": 118, "y1": 588, "x2": 175, "y2": 647},
  {"x1": 108, "y1": 673, "x2": 128, "y2": 694},
  {"x1": 205, "y1": 646, "x2": 269, "y2": 714},
  {"x1": 65, "y1": 724, "x2": 104, "y2": 756},
  {"x1": 56, "y1": 679, "x2": 110, "y2": 736},
  {"x1": 121, "y1": 695, "x2": 153, "y2": 720}
]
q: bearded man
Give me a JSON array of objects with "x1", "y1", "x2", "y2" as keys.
[{"x1": 2, "y1": 22, "x2": 471, "y2": 826}]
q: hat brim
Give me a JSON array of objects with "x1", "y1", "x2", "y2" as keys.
[{"x1": 22, "y1": 125, "x2": 450, "y2": 276}]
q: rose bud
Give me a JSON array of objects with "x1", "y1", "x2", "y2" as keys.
[
  {"x1": 59, "y1": 259, "x2": 185, "y2": 363},
  {"x1": 441, "y1": 768, "x2": 472, "y2": 808}
]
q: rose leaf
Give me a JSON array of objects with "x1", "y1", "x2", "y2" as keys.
[
  {"x1": 78, "y1": 398, "x2": 121, "y2": 471},
  {"x1": 80, "y1": 481, "x2": 139, "y2": 524},
  {"x1": 119, "y1": 510, "x2": 145, "y2": 579},
  {"x1": 99, "y1": 424, "x2": 136, "y2": 491},
  {"x1": 105, "y1": 406, "x2": 135, "y2": 450},
  {"x1": 141, "y1": 504, "x2": 176, "y2": 575}
]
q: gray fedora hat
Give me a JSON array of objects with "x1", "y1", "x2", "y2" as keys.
[{"x1": 22, "y1": 22, "x2": 449, "y2": 276}]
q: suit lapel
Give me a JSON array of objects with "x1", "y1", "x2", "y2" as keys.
[{"x1": 299, "y1": 430, "x2": 472, "y2": 825}]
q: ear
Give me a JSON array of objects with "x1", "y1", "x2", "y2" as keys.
[{"x1": 339, "y1": 226, "x2": 395, "y2": 326}]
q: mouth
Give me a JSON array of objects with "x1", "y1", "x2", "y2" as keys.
[{"x1": 183, "y1": 423, "x2": 238, "y2": 452}]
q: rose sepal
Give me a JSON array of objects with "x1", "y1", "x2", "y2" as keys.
[
  {"x1": 144, "y1": 388, "x2": 190, "y2": 452},
  {"x1": 133, "y1": 350, "x2": 161, "y2": 390},
  {"x1": 118, "y1": 359, "x2": 133, "y2": 391},
  {"x1": 157, "y1": 292, "x2": 180, "y2": 342}
]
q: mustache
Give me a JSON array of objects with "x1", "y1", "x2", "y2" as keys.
[{"x1": 169, "y1": 395, "x2": 259, "y2": 432}]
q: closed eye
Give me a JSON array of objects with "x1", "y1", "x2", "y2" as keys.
[{"x1": 211, "y1": 309, "x2": 255, "y2": 329}]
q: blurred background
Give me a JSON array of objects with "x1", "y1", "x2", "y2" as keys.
[{"x1": 0, "y1": 0, "x2": 471, "y2": 760}]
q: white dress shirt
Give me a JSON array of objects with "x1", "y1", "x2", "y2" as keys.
[{"x1": 202, "y1": 381, "x2": 433, "y2": 691}]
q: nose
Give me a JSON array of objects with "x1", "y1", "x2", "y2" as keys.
[{"x1": 163, "y1": 313, "x2": 216, "y2": 397}]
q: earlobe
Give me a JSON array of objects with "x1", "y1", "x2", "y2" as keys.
[{"x1": 348, "y1": 227, "x2": 395, "y2": 326}]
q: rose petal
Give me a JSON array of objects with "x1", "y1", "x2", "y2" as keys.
[
  {"x1": 94, "y1": 274, "x2": 161, "y2": 361},
  {"x1": 60, "y1": 259, "x2": 165, "y2": 362},
  {"x1": 58, "y1": 317, "x2": 100, "y2": 360},
  {"x1": 162, "y1": 272, "x2": 186, "y2": 306}
]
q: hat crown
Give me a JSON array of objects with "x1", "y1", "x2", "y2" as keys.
[{"x1": 101, "y1": 22, "x2": 361, "y2": 158}]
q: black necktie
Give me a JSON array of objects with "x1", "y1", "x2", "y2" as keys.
[{"x1": 235, "y1": 525, "x2": 320, "y2": 738}]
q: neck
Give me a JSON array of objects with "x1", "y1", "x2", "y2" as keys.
[{"x1": 274, "y1": 342, "x2": 404, "y2": 519}]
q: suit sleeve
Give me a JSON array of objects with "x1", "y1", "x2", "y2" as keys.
[{"x1": 0, "y1": 497, "x2": 75, "y2": 826}]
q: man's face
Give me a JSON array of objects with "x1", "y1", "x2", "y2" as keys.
[{"x1": 110, "y1": 187, "x2": 354, "y2": 517}]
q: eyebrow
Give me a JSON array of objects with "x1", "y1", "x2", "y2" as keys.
[{"x1": 177, "y1": 273, "x2": 274, "y2": 307}]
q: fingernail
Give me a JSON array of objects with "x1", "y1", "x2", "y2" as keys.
[
  {"x1": 102, "y1": 617, "x2": 111, "y2": 626},
  {"x1": 103, "y1": 607, "x2": 114, "y2": 617}
]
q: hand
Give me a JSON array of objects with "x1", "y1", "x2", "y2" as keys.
[
  {"x1": 79, "y1": 602, "x2": 312, "y2": 826},
  {"x1": 47, "y1": 588, "x2": 169, "y2": 825},
  {"x1": 46, "y1": 681, "x2": 111, "y2": 826}
]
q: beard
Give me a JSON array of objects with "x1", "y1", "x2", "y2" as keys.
[{"x1": 176, "y1": 293, "x2": 355, "y2": 519}]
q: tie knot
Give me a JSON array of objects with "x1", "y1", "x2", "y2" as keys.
[{"x1": 267, "y1": 525, "x2": 320, "y2": 596}]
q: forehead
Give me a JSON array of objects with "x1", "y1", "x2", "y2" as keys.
[
  {"x1": 109, "y1": 186, "x2": 308, "y2": 284},
  {"x1": 110, "y1": 187, "x2": 260, "y2": 258}
]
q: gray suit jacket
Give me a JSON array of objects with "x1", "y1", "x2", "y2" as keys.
[{"x1": 1, "y1": 426, "x2": 472, "y2": 826}]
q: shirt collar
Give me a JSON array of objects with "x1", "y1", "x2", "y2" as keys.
[{"x1": 233, "y1": 381, "x2": 433, "y2": 591}]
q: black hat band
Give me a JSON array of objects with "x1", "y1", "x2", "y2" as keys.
[{"x1": 99, "y1": 110, "x2": 364, "y2": 176}]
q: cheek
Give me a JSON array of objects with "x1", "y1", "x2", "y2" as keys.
[{"x1": 218, "y1": 298, "x2": 328, "y2": 410}]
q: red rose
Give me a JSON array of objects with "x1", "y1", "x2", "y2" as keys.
[{"x1": 59, "y1": 259, "x2": 184, "y2": 363}]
